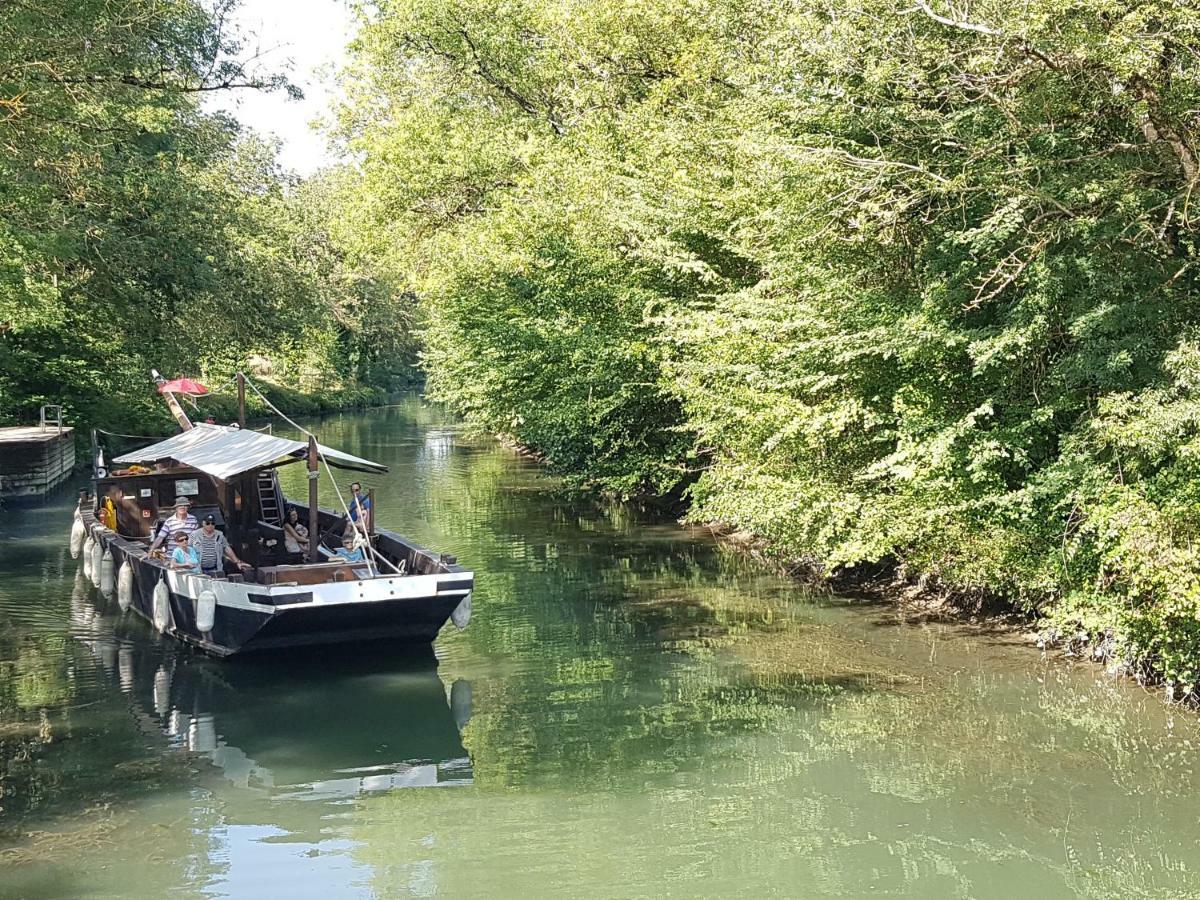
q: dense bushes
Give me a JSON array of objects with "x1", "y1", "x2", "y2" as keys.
[{"x1": 335, "y1": 0, "x2": 1200, "y2": 693}]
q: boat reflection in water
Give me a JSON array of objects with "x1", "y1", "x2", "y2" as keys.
[{"x1": 74, "y1": 589, "x2": 473, "y2": 801}]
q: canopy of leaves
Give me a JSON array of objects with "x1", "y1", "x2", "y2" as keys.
[
  {"x1": 0, "y1": 0, "x2": 415, "y2": 433},
  {"x1": 334, "y1": 0, "x2": 1200, "y2": 693}
]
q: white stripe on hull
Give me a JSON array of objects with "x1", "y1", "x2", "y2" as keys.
[{"x1": 160, "y1": 569, "x2": 474, "y2": 612}]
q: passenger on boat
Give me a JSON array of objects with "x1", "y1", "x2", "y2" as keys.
[
  {"x1": 192, "y1": 514, "x2": 252, "y2": 576},
  {"x1": 343, "y1": 482, "x2": 372, "y2": 537},
  {"x1": 283, "y1": 507, "x2": 309, "y2": 555},
  {"x1": 334, "y1": 534, "x2": 365, "y2": 563},
  {"x1": 151, "y1": 497, "x2": 198, "y2": 551},
  {"x1": 169, "y1": 531, "x2": 201, "y2": 573}
]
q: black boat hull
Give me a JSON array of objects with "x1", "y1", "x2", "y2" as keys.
[{"x1": 80, "y1": 508, "x2": 473, "y2": 657}]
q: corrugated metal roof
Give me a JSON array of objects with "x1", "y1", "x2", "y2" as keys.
[{"x1": 112, "y1": 423, "x2": 387, "y2": 480}]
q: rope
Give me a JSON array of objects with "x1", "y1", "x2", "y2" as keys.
[
  {"x1": 198, "y1": 375, "x2": 238, "y2": 396},
  {"x1": 241, "y1": 375, "x2": 398, "y2": 577}
]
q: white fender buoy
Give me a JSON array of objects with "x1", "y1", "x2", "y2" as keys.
[
  {"x1": 152, "y1": 579, "x2": 171, "y2": 632},
  {"x1": 89, "y1": 535, "x2": 103, "y2": 587},
  {"x1": 99, "y1": 549, "x2": 115, "y2": 597},
  {"x1": 451, "y1": 593, "x2": 472, "y2": 630},
  {"x1": 196, "y1": 590, "x2": 217, "y2": 633},
  {"x1": 70, "y1": 516, "x2": 86, "y2": 558},
  {"x1": 189, "y1": 715, "x2": 217, "y2": 753},
  {"x1": 82, "y1": 535, "x2": 95, "y2": 579},
  {"x1": 68, "y1": 571, "x2": 90, "y2": 630},
  {"x1": 117, "y1": 561, "x2": 134, "y2": 612}
]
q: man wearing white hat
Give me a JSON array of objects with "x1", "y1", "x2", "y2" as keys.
[{"x1": 150, "y1": 496, "x2": 199, "y2": 552}]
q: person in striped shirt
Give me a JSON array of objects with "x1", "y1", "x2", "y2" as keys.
[
  {"x1": 150, "y1": 497, "x2": 198, "y2": 552},
  {"x1": 190, "y1": 514, "x2": 251, "y2": 576}
]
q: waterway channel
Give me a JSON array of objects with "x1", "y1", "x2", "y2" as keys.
[{"x1": 1, "y1": 396, "x2": 1198, "y2": 898}]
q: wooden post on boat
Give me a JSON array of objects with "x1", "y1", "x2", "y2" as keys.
[
  {"x1": 236, "y1": 372, "x2": 246, "y2": 428},
  {"x1": 307, "y1": 435, "x2": 320, "y2": 563},
  {"x1": 90, "y1": 428, "x2": 100, "y2": 478},
  {"x1": 151, "y1": 369, "x2": 193, "y2": 431},
  {"x1": 367, "y1": 488, "x2": 375, "y2": 536}
]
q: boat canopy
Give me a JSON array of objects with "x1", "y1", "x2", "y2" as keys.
[{"x1": 111, "y1": 423, "x2": 388, "y2": 480}]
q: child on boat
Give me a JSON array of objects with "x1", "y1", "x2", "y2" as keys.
[
  {"x1": 170, "y1": 531, "x2": 201, "y2": 573},
  {"x1": 334, "y1": 534, "x2": 365, "y2": 563}
]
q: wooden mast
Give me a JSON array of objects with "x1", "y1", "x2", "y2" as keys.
[
  {"x1": 236, "y1": 372, "x2": 246, "y2": 428},
  {"x1": 307, "y1": 435, "x2": 320, "y2": 563},
  {"x1": 151, "y1": 369, "x2": 193, "y2": 431}
]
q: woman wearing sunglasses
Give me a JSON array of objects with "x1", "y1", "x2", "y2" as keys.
[{"x1": 169, "y1": 531, "x2": 201, "y2": 574}]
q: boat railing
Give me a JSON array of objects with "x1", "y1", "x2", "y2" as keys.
[{"x1": 39, "y1": 404, "x2": 64, "y2": 435}]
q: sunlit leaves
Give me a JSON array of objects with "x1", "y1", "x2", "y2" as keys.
[
  {"x1": 0, "y1": 1, "x2": 409, "y2": 430},
  {"x1": 337, "y1": 0, "x2": 1200, "y2": 690}
]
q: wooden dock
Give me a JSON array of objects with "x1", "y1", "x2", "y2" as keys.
[{"x1": 0, "y1": 426, "x2": 76, "y2": 498}]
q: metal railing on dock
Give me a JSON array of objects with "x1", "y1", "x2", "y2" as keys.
[{"x1": 40, "y1": 404, "x2": 64, "y2": 435}]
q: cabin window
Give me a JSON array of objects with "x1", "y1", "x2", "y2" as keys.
[{"x1": 175, "y1": 478, "x2": 199, "y2": 497}]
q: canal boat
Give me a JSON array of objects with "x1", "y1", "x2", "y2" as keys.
[{"x1": 73, "y1": 372, "x2": 473, "y2": 657}]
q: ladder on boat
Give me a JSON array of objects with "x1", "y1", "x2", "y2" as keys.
[{"x1": 257, "y1": 471, "x2": 282, "y2": 526}]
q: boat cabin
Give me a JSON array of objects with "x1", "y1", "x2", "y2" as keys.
[
  {"x1": 90, "y1": 423, "x2": 434, "y2": 585},
  {"x1": 95, "y1": 462, "x2": 291, "y2": 566}
]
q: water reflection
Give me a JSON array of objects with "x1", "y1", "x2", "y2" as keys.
[
  {"x1": 0, "y1": 527, "x2": 473, "y2": 898},
  {"x1": 74, "y1": 613, "x2": 473, "y2": 802},
  {"x1": 6, "y1": 401, "x2": 1200, "y2": 899}
]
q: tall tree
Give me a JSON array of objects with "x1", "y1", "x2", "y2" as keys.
[
  {"x1": 0, "y1": 0, "x2": 409, "y2": 430},
  {"x1": 335, "y1": 0, "x2": 1200, "y2": 692}
]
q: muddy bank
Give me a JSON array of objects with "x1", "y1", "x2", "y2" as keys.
[{"x1": 701, "y1": 523, "x2": 1178, "y2": 705}]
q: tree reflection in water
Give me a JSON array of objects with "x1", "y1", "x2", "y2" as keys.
[{"x1": 1, "y1": 400, "x2": 1200, "y2": 898}]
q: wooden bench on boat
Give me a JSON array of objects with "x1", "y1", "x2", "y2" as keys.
[{"x1": 257, "y1": 562, "x2": 374, "y2": 586}]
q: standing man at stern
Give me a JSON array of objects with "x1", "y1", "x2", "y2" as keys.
[{"x1": 344, "y1": 481, "x2": 372, "y2": 537}]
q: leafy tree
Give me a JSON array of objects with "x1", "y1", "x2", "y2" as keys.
[
  {"x1": 335, "y1": 0, "x2": 1200, "y2": 693},
  {"x1": 0, "y1": 0, "x2": 412, "y2": 432}
]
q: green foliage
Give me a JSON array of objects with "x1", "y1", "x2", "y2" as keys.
[
  {"x1": 335, "y1": 0, "x2": 1200, "y2": 692},
  {"x1": 0, "y1": 0, "x2": 415, "y2": 435}
]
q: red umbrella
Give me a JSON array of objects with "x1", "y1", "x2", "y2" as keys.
[{"x1": 157, "y1": 377, "x2": 209, "y2": 396}]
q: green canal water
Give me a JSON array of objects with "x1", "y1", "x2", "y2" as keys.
[{"x1": 1, "y1": 397, "x2": 1199, "y2": 899}]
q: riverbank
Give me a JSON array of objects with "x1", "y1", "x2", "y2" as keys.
[
  {"x1": 703, "y1": 522, "x2": 1172, "y2": 705},
  {"x1": 489, "y1": 432, "x2": 1139, "y2": 698},
  {"x1": 70, "y1": 376, "x2": 406, "y2": 457},
  {"x1": 499, "y1": 435, "x2": 1054, "y2": 641},
  {"x1": 189, "y1": 377, "x2": 395, "y2": 426}
]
